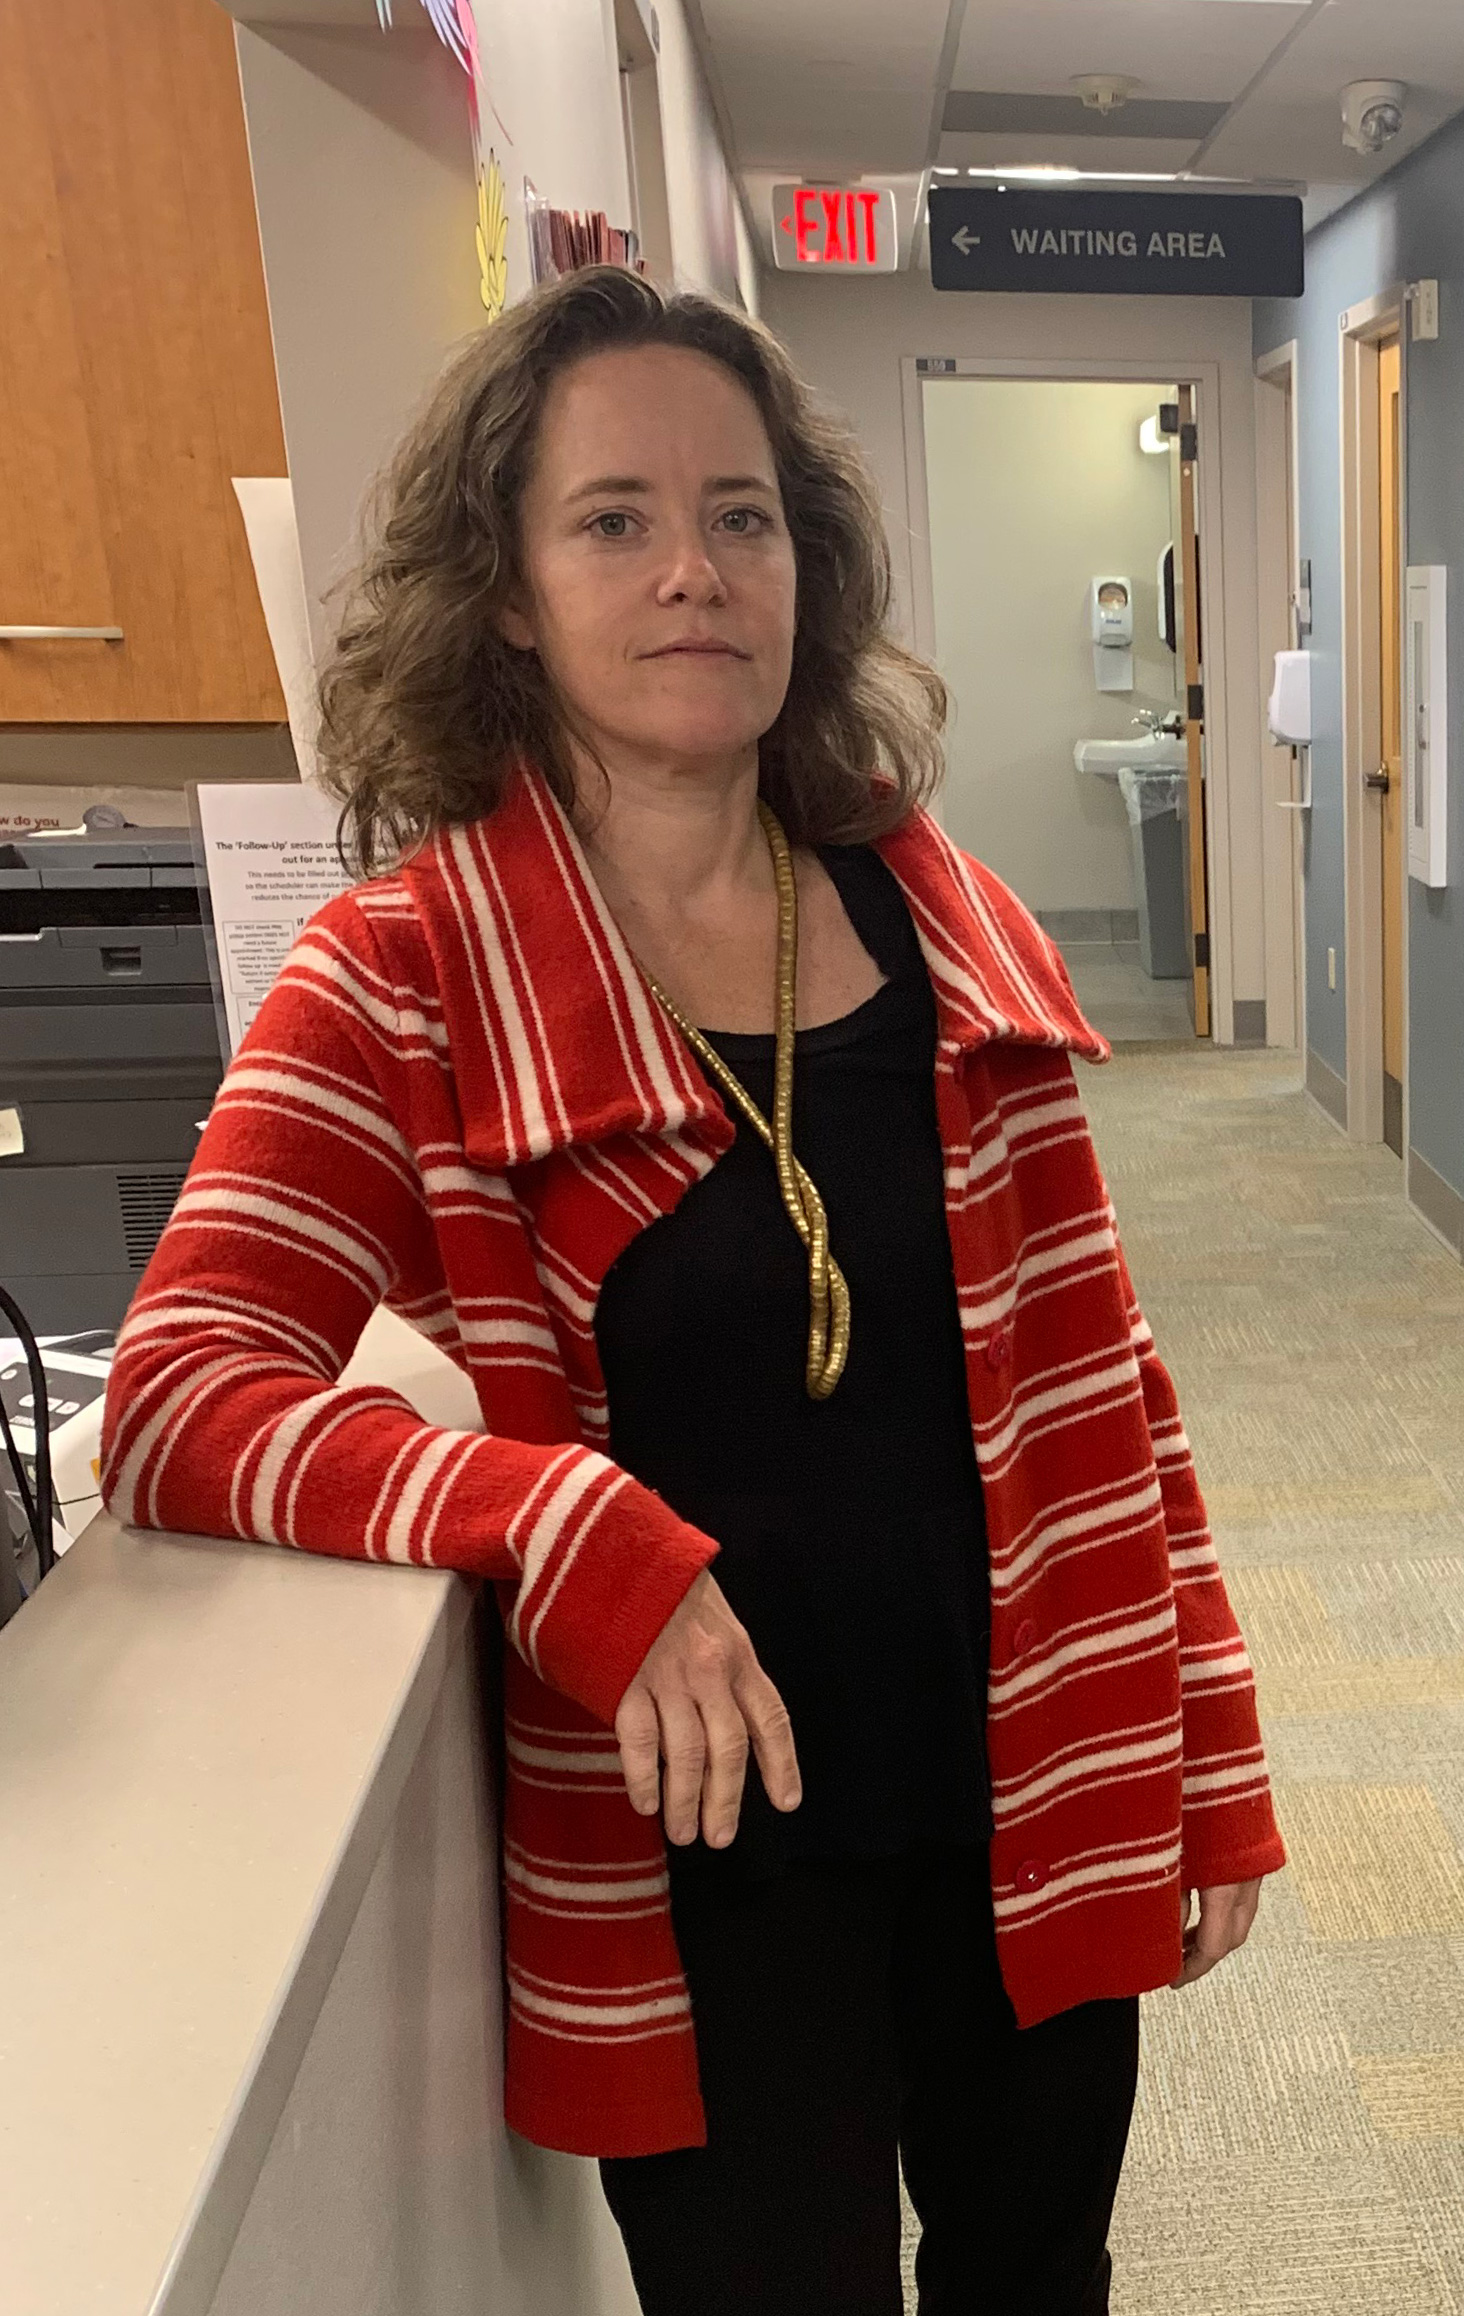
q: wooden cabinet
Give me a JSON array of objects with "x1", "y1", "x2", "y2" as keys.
[{"x1": 0, "y1": 0, "x2": 288, "y2": 721}]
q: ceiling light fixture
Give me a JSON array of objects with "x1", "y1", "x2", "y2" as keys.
[
  {"x1": 1072, "y1": 75, "x2": 1136, "y2": 115},
  {"x1": 960, "y1": 166, "x2": 1180, "y2": 183}
]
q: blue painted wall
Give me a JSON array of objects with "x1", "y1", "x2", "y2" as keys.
[{"x1": 1256, "y1": 116, "x2": 1464, "y2": 1198}]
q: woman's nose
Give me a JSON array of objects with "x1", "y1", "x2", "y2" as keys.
[{"x1": 655, "y1": 532, "x2": 728, "y2": 605}]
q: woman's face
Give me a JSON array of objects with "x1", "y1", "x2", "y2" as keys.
[{"x1": 501, "y1": 344, "x2": 798, "y2": 780}]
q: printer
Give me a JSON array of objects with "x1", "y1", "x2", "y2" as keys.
[{"x1": 0, "y1": 824, "x2": 223, "y2": 1332}]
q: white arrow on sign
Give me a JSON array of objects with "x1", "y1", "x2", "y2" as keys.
[{"x1": 952, "y1": 225, "x2": 981, "y2": 254}]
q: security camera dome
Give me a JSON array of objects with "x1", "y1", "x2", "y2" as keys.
[{"x1": 1341, "y1": 80, "x2": 1406, "y2": 156}]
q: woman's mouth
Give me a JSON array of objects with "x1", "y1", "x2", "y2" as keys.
[{"x1": 645, "y1": 639, "x2": 750, "y2": 658}]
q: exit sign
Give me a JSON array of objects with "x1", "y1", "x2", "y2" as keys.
[{"x1": 772, "y1": 184, "x2": 898, "y2": 273}]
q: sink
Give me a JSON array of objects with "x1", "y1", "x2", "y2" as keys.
[{"x1": 1074, "y1": 731, "x2": 1188, "y2": 782}]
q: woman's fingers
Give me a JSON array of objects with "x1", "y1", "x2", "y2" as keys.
[
  {"x1": 735, "y1": 1660, "x2": 802, "y2": 1816},
  {"x1": 615, "y1": 1684, "x2": 663, "y2": 1818},
  {"x1": 613, "y1": 1571, "x2": 801, "y2": 1847},
  {"x1": 1170, "y1": 1879, "x2": 1263, "y2": 1986},
  {"x1": 655, "y1": 1689, "x2": 708, "y2": 1845},
  {"x1": 693, "y1": 1681, "x2": 752, "y2": 1848}
]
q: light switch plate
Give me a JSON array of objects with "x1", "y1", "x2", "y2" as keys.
[{"x1": 1409, "y1": 279, "x2": 1440, "y2": 341}]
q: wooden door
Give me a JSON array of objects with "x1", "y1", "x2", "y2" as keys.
[
  {"x1": 1377, "y1": 336, "x2": 1405, "y2": 1155},
  {"x1": 1175, "y1": 384, "x2": 1210, "y2": 1039},
  {"x1": 0, "y1": 0, "x2": 288, "y2": 722}
]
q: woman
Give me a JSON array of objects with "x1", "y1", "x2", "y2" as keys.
[{"x1": 102, "y1": 266, "x2": 1285, "y2": 2314}]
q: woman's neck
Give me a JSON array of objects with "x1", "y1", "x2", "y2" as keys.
[
  {"x1": 572, "y1": 749, "x2": 772, "y2": 926},
  {"x1": 565, "y1": 742, "x2": 884, "y2": 1036}
]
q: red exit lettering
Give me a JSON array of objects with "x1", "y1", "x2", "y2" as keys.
[{"x1": 779, "y1": 186, "x2": 885, "y2": 266}]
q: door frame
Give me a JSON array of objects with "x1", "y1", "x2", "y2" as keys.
[
  {"x1": 1253, "y1": 339, "x2": 1304, "y2": 1054},
  {"x1": 900, "y1": 353, "x2": 1236, "y2": 1045},
  {"x1": 1338, "y1": 287, "x2": 1409, "y2": 1147}
]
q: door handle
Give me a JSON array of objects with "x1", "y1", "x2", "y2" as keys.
[{"x1": 1363, "y1": 766, "x2": 1392, "y2": 792}]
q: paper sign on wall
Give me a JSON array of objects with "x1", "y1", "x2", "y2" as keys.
[{"x1": 193, "y1": 782, "x2": 352, "y2": 1055}]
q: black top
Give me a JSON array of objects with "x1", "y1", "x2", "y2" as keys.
[{"x1": 595, "y1": 844, "x2": 993, "y2": 1882}]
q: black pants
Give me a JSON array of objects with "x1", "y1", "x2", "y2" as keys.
[{"x1": 600, "y1": 1842, "x2": 1139, "y2": 2316}]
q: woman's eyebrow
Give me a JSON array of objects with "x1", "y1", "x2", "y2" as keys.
[
  {"x1": 566, "y1": 474, "x2": 650, "y2": 501},
  {"x1": 565, "y1": 472, "x2": 778, "y2": 503},
  {"x1": 706, "y1": 473, "x2": 777, "y2": 495}
]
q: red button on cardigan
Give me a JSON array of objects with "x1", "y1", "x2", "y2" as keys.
[{"x1": 985, "y1": 1327, "x2": 1013, "y2": 1369}]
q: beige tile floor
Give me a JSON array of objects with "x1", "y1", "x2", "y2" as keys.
[
  {"x1": 900, "y1": 1046, "x2": 1464, "y2": 2312},
  {"x1": 1057, "y1": 940, "x2": 1197, "y2": 1045}
]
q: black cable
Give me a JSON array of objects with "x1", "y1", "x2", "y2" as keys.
[{"x1": 0, "y1": 1284, "x2": 54, "y2": 1583}]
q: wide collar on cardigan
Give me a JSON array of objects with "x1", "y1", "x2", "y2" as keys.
[{"x1": 398, "y1": 768, "x2": 1107, "y2": 1173}]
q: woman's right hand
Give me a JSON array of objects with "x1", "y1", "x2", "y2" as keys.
[{"x1": 614, "y1": 1569, "x2": 802, "y2": 1848}]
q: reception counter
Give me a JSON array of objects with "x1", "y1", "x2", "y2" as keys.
[{"x1": 0, "y1": 1477, "x2": 642, "y2": 2312}]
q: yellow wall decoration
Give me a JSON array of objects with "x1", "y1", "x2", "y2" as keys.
[{"x1": 477, "y1": 150, "x2": 508, "y2": 319}]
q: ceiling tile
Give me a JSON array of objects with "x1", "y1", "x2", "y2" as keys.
[
  {"x1": 951, "y1": 0, "x2": 1307, "y2": 105},
  {"x1": 696, "y1": 0, "x2": 952, "y2": 172},
  {"x1": 943, "y1": 92, "x2": 1230, "y2": 140},
  {"x1": 935, "y1": 132, "x2": 1209, "y2": 177},
  {"x1": 697, "y1": 0, "x2": 1464, "y2": 227}
]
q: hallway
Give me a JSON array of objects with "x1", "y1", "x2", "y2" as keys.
[{"x1": 903, "y1": 1045, "x2": 1464, "y2": 2310}]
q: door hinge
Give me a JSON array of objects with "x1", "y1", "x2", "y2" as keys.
[
  {"x1": 1194, "y1": 931, "x2": 1210, "y2": 971},
  {"x1": 1179, "y1": 421, "x2": 1199, "y2": 463},
  {"x1": 1187, "y1": 682, "x2": 1205, "y2": 723}
]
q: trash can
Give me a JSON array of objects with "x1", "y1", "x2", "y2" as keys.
[{"x1": 1117, "y1": 767, "x2": 1189, "y2": 980}]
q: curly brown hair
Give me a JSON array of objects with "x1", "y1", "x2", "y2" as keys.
[{"x1": 316, "y1": 265, "x2": 946, "y2": 876}]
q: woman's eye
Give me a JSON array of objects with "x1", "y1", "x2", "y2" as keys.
[
  {"x1": 590, "y1": 511, "x2": 635, "y2": 538},
  {"x1": 718, "y1": 506, "x2": 769, "y2": 534}
]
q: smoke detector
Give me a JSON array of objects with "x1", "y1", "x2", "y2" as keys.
[
  {"x1": 1072, "y1": 75, "x2": 1136, "y2": 116},
  {"x1": 1341, "y1": 80, "x2": 1406, "y2": 155}
]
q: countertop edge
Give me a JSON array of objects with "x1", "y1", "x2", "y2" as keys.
[{"x1": 126, "y1": 1536, "x2": 475, "y2": 2316}]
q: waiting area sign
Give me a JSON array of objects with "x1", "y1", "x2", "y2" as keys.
[{"x1": 929, "y1": 188, "x2": 1304, "y2": 298}]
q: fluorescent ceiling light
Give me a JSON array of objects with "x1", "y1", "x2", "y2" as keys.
[
  {"x1": 962, "y1": 165, "x2": 1180, "y2": 182},
  {"x1": 932, "y1": 166, "x2": 959, "y2": 175}
]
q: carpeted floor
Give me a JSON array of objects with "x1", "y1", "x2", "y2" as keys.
[{"x1": 900, "y1": 1045, "x2": 1464, "y2": 2312}]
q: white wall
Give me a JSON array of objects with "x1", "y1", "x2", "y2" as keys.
[
  {"x1": 732, "y1": 186, "x2": 763, "y2": 318},
  {"x1": 757, "y1": 271, "x2": 1268, "y2": 1038},
  {"x1": 234, "y1": 19, "x2": 491, "y2": 653},
  {"x1": 648, "y1": 0, "x2": 749, "y2": 307},
  {"x1": 469, "y1": 0, "x2": 632, "y2": 307},
  {"x1": 922, "y1": 378, "x2": 1178, "y2": 916}
]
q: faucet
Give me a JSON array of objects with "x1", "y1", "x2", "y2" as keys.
[{"x1": 1131, "y1": 710, "x2": 1161, "y2": 734}]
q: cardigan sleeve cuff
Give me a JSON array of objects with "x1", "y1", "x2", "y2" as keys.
[
  {"x1": 1181, "y1": 1812, "x2": 1288, "y2": 1892},
  {"x1": 526, "y1": 1475, "x2": 722, "y2": 1730}
]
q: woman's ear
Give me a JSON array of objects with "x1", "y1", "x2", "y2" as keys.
[{"x1": 497, "y1": 596, "x2": 537, "y2": 653}]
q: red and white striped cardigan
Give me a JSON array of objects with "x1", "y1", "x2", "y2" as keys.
[{"x1": 102, "y1": 767, "x2": 1285, "y2": 2158}]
